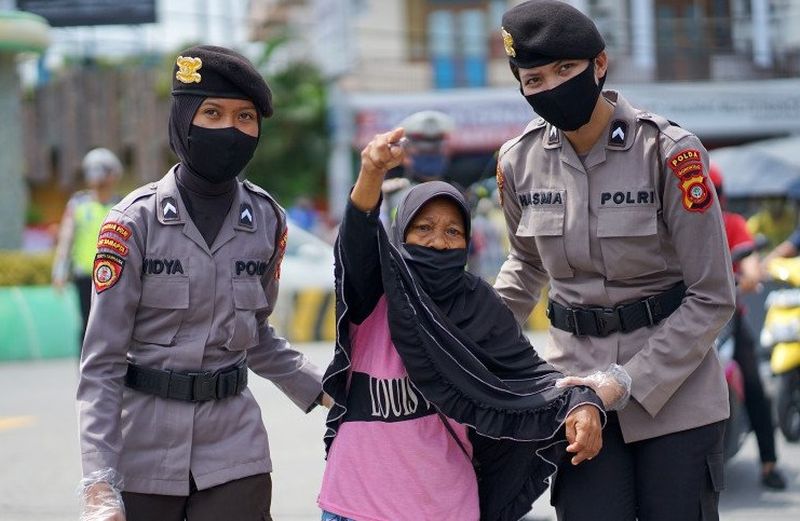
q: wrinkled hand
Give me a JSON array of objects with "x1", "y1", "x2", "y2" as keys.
[
  {"x1": 556, "y1": 364, "x2": 632, "y2": 411},
  {"x1": 360, "y1": 128, "x2": 406, "y2": 179},
  {"x1": 564, "y1": 404, "x2": 602, "y2": 465},
  {"x1": 81, "y1": 482, "x2": 126, "y2": 521}
]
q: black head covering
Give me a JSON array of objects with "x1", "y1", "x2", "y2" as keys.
[
  {"x1": 323, "y1": 181, "x2": 604, "y2": 521},
  {"x1": 172, "y1": 45, "x2": 273, "y2": 117},
  {"x1": 501, "y1": 0, "x2": 605, "y2": 68}
]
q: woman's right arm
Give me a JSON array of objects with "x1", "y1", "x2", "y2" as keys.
[
  {"x1": 78, "y1": 209, "x2": 144, "y2": 521},
  {"x1": 340, "y1": 128, "x2": 405, "y2": 323}
]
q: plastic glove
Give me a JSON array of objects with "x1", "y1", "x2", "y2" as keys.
[
  {"x1": 79, "y1": 468, "x2": 126, "y2": 521},
  {"x1": 556, "y1": 364, "x2": 632, "y2": 411}
]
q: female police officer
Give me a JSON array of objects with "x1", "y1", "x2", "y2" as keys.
[
  {"x1": 77, "y1": 45, "x2": 324, "y2": 521},
  {"x1": 493, "y1": 2, "x2": 735, "y2": 520}
]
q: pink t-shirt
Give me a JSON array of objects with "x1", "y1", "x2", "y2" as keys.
[{"x1": 318, "y1": 296, "x2": 480, "y2": 521}]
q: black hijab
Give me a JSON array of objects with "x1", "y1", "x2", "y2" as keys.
[{"x1": 323, "y1": 182, "x2": 604, "y2": 521}]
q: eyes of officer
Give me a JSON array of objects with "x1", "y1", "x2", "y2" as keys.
[
  {"x1": 405, "y1": 198, "x2": 467, "y2": 250},
  {"x1": 519, "y1": 59, "x2": 588, "y2": 95},
  {"x1": 193, "y1": 98, "x2": 259, "y2": 137}
]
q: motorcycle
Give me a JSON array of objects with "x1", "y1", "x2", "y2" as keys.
[
  {"x1": 761, "y1": 256, "x2": 800, "y2": 442},
  {"x1": 716, "y1": 239, "x2": 768, "y2": 460},
  {"x1": 715, "y1": 315, "x2": 749, "y2": 460}
]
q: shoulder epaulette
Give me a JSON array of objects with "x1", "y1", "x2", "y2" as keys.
[
  {"x1": 499, "y1": 117, "x2": 547, "y2": 159},
  {"x1": 243, "y1": 180, "x2": 286, "y2": 227},
  {"x1": 114, "y1": 182, "x2": 157, "y2": 212},
  {"x1": 637, "y1": 111, "x2": 693, "y2": 144}
]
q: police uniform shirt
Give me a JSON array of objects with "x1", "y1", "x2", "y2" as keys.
[
  {"x1": 77, "y1": 167, "x2": 323, "y2": 495},
  {"x1": 494, "y1": 91, "x2": 736, "y2": 442}
]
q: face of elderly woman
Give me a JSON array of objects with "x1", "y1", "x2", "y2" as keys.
[
  {"x1": 192, "y1": 97, "x2": 259, "y2": 137},
  {"x1": 405, "y1": 197, "x2": 467, "y2": 250}
]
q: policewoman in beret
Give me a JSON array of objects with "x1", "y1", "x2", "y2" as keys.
[
  {"x1": 493, "y1": 1, "x2": 735, "y2": 520},
  {"x1": 77, "y1": 45, "x2": 325, "y2": 521}
]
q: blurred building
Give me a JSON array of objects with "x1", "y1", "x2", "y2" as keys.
[{"x1": 248, "y1": 0, "x2": 800, "y2": 211}]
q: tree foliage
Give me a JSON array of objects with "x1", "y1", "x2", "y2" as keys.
[{"x1": 246, "y1": 37, "x2": 330, "y2": 206}]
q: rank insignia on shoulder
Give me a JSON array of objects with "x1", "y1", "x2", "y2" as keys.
[
  {"x1": 94, "y1": 252, "x2": 125, "y2": 293},
  {"x1": 608, "y1": 120, "x2": 627, "y2": 147},
  {"x1": 548, "y1": 125, "x2": 560, "y2": 146},
  {"x1": 239, "y1": 203, "x2": 254, "y2": 227},
  {"x1": 162, "y1": 197, "x2": 179, "y2": 221},
  {"x1": 668, "y1": 149, "x2": 712, "y2": 213}
]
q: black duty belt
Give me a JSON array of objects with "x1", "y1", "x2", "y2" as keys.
[
  {"x1": 125, "y1": 361, "x2": 248, "y2": 402},
  {"x1": 547, "y1": 283, "x2": 686, "y2": 337}
]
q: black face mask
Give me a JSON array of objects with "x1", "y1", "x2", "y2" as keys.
[
  {"x1": 187, "y1": 125, "x2": 259, "y2": 184},
  {"x1": 523, "y1": 61, "x2": 605, "y2": 131},
  {"x1": 403, "y1": 244, "x2": 467, "y2": 302}
]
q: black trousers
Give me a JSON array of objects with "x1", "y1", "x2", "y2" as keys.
[
  {"x1": 552, "y1": 414, "x2": 725, "y2": 521},
  {"x1": 121, "y1": 473, "x2": 272, "y2": 521},
  {"x1": 733, "y1": 308, "x2": 778, "y2": 463}
]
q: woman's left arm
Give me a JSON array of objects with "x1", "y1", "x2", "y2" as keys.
[
  {"x1": 623, "y1": 135, "x2": 736, "y2": 418},
  {"x1": 247, "y1": 211, "x2": 324, "y2": 412}
]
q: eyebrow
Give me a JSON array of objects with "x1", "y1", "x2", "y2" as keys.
[{"x1": 200, "y1": 100, "x2": 256, "y2": 111}]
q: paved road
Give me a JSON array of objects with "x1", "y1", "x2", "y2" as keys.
[{"x1": 1, "y1": 341, "x2": 798, "y2": 520}]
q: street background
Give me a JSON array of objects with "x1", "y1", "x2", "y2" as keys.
[{"x1": 1, "y1": 337, "x2": 798, "y2": 521}]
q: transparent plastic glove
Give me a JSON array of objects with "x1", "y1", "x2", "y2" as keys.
[
  {"x1": 79, "y1": 468, "x2": 126, "y2": 521},
  {"x1": 556, "y1": 364, "x2": 632, "y2": 411}
]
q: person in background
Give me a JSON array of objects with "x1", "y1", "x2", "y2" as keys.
[
  {"x1": 493, "y1": 2, "x2": 736, "y2": 519},
  {"x1": 380, "y1": 109, "x2": 456, "y2": 225},
  {"x1": 52, "y1": 147, "x2": 123, "y2": 347},
  {"x1": 287, "y1": 196, "x2": 320, "y2": 232},
  {"x1": 747, "y1": 195, "x2": 797, "y2": 250},
  {"x1": 710, "y1": 164, "x2": 786, "y2": 490}
]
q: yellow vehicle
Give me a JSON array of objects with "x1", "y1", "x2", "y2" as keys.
[{"x1": 761, "y1": 257, "x2": 800, "y2": 442}]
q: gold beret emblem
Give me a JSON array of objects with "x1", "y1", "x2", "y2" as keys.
[
  {"x1": 176, "y1": 56, "x2": 203, "y2": 84},
  {"x1": 501, "y1": 27, "x2": 516, "y2": 58}
]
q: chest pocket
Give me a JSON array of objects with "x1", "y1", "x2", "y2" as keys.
[
  {"x1": 597, "y1": 207, "x2": 666, "y2": 280},
  {"x1": 516, "y1": 204, "x2": 574, "y2": 279},
  {"x1": 228, "y1": 278, "x2": 270, "y2": 351},
  {"x1": 132, "y1": 276, "x2": 189, "y2": 346}
]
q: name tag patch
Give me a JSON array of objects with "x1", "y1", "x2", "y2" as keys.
[
  {"x1": 142, "y1": 258, "x2": 185, "y2": 275},
  {"x1": 235, "y1": 260, "x2": 268, "y2": 276},
  {"x1": 601, "y1": 191, "x2": 655, "y2": 206},
  {"x1": 518, "y1": 190, "x2": 564, "y2": 208}
]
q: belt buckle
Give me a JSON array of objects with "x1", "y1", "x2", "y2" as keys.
[
  {"x1": 595, "y1": 307, "x2": 621, "y2": 337},
  {"x1": 569, "y1": 308, "x2": 584, "y2": 337},
  {"x1": 189, "y1": 371, "x2": 218, "y2": 401}
]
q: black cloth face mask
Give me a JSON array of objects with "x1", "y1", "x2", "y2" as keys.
[
  {"x1": 403, "y1": 244, "x2": 467, "y2": 302},
  {"x1": 523, "y1": 61, "x2": 606, "y2": 131},
  {"x1": 187, "y1": 124, "x2": 258, "y2": 184}
]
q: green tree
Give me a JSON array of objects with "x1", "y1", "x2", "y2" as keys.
[{"x1": 246, "y1": 36, "x2": 330, "y2": 205}]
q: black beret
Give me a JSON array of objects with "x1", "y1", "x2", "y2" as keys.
[
  {"x1": 501, "y1": 0, "x2": 605, "y2": 69},
  {"x1": 171, "y1": 45, "x2": 273, "y2": 118}
]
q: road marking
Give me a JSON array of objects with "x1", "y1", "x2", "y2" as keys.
[{"x1": 0, "y1": 416, "x2": 36, "y2": 432}]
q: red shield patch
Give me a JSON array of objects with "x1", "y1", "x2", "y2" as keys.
[
  {"x1": 93, "y1": 252, "x2": 125, "y2": 293},
  {"x1": 496, "y1": 163, "x2": 505, "y2": 207},
  {"x1": 668, "y1": 149, "x2": 713, "y2": 213},
  {"x1": 275, "y1": 228, "x2": 288, "y2": 280}
]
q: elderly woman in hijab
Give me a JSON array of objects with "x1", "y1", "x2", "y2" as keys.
[{"x1": 317, "y1": 128, "x2": 619, "y2": 521}]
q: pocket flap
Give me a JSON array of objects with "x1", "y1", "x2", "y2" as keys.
[
  {"x1": 517, "y1": 209, "x2": 565, "y2": 237},
  {"x1": 597, "y1": 208, "x2": 658, "y2": 238},
  {"x1": 233, "y1": 279, "x2": 269, "y2": 310},
  {"x1": 139, "y1": 277, "x2": 189, "y2": 309}
]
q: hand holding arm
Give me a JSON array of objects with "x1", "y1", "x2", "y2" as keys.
[{"x1": 556, "y1": 364, "x2": 632, "y2": 411}]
